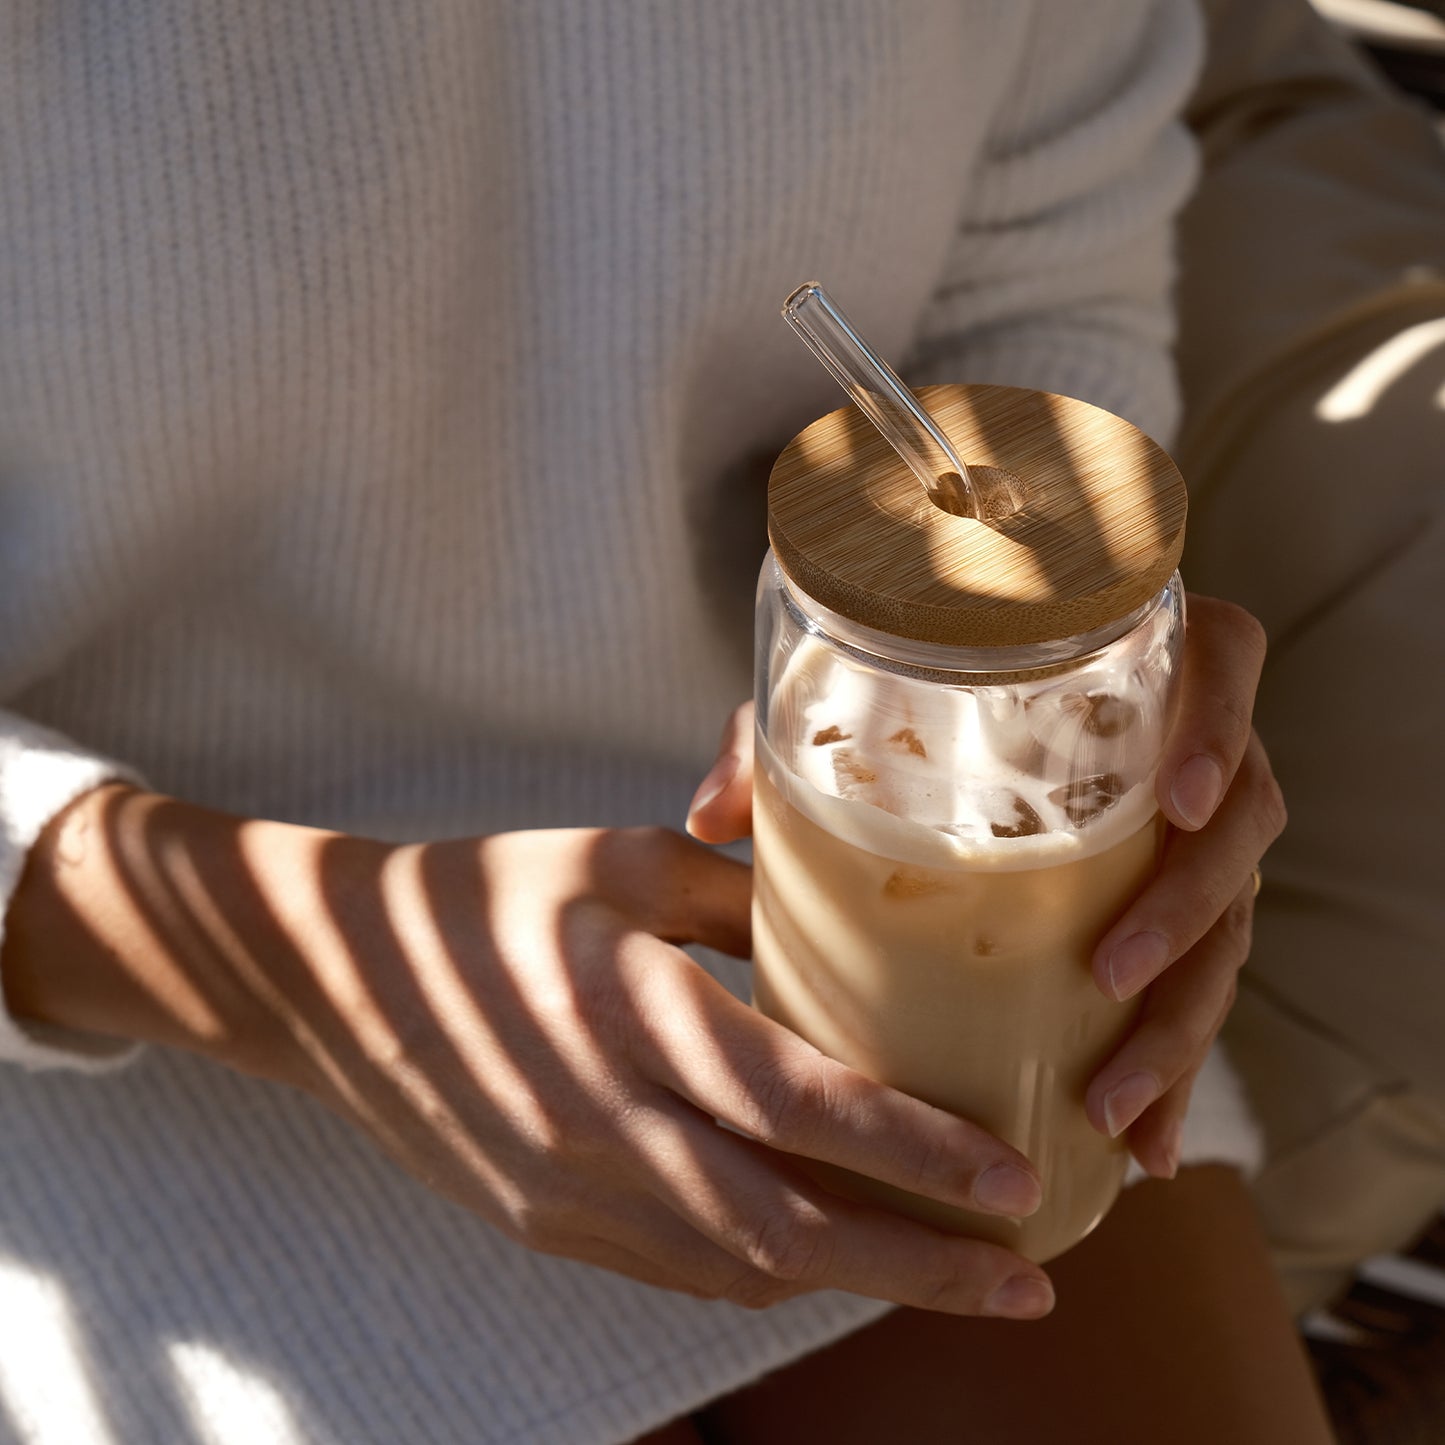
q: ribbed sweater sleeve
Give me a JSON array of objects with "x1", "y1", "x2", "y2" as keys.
[
  {"x1": 0, "y1": 710, "x2": 142, "y2": 1069},
  {"x1": 907, "y1": 0, "x2": 1204, "y2": 447}
]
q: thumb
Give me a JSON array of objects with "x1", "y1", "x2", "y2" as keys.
[{"x1": 686, "y1": 701, "x2": 754, "y2": 844}]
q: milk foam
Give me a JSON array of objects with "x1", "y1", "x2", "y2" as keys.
[{"x1": 765, "y1": 627, "x2": 1169, "y2": 872}]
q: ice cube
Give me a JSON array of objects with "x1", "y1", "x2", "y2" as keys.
[
  {"x1": 1062, "y1": 690, "x2": 1137, "y2": 739},
  {"x1": 832, "y1": 749, "x2": 878, "y2": 797},
  {"x1": 986, "y1": 791, "x2": 1046, "y2": 839},
  {"x1": 1048, "y1": 772, "x2": 1125, "y2": 827},
  {"x1": 887, "y1": 727, "x2": 927, "y2": 758}
]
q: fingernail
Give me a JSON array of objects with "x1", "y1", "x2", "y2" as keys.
[
  {"x1": 974, "y1": 1163, "x2": 1042, "y2": 1218},
  {"x1": 1160, "y1": 1121, "x2": 1183, "y2": 1180},
  {"x1": 687, "y1": 754, "x2": 738, "y2": 823},
  {"x1": 1106, "y1": 931, "x2": 1169, "y2": 1000},
  {"x1": 1171, "y1": 754, "x2": 1224, "y2": 830},
  {"x1": 1103, "y1": 1071, "x2": 1161, "y2": 1138},
  {"x1": 985, "y1": 1275, "x2": 1056, "y2": 1320}
]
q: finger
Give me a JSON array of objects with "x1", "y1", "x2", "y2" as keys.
[
  {"x1": 631, "y1": 1104, "x2": 1054, "y2": 1318},
  {"x1": 548, "y1": 1146, "x2": 835, "y2": 1307},
  {"x1": 1086, "y1": 883, "x2": 1252, "y2": 1173},
  {"x1": 566, "y1": 1204, "x2": 811, "y2": 1304},
  {"x1": 531, "y1": 1197, "x2": 831, "y2": 1307},
  {"x1": 624, "y1": 941, "x2": 1043, "y2": 1220},
  {"x1": 582, "y1": 826, "x2": 753, "y2": 958},
  {"x1": 1159, "y1": 595, "x2": 1268, "y2": 831},
  {"x1": 1094, "y1": 731, "x2": 1282, "y2": 1001},
  {"x1": 1124, "y1": 1063, "x2": 1201, "y2": 1181},
  {"x1": 686, "y1": 701, "x2": 755, "y2": 844}
]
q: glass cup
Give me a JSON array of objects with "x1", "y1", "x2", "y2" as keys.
[{"x1": 752, "y1": 382, "x2": 1187, "y2": 1262}]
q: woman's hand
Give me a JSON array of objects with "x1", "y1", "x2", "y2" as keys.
[
  {"x1": 1, "y1": 786, "x2": 1055, "y2": 1318},
  {"x1": 686, "y1": 593, "x2": 1286, "y2": 1182},
  {"x1": 1081, "y1": 595, "x2": 1285, "y2": 1176}
]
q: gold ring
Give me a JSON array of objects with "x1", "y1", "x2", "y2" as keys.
[{"x1": 1250, "y1": 866, "x2": 1263, "y2": 898}]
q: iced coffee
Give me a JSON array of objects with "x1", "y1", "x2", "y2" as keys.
[
  {"x1": 754, "y1": 364, "x2": 1189, "y2": 1264},
  {"x1": 753, "y1": 564, "x2": 1181, "y2": 1260}
]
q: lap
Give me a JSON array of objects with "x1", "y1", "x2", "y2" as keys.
[
  {"x1": 1179, "y1": 297, "x2": 1445, "y2": 1307},
  {"x1": 676, "y1": 1167, "x2": 1330, "y2": 1444}
]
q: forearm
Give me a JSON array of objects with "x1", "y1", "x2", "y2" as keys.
[{"x1": 1, "y1": 783, "x2": 343, "y2": 1088}]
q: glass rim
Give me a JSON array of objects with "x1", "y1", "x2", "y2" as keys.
[{"x1": 771, "y1": 555, "x2": 1180, "y2": 683}]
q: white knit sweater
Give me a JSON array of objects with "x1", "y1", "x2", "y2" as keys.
[{"x1": 0, "y1": 3, "x2": 1255, "y2": 1441}]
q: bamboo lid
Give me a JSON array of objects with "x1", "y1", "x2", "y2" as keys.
[{"x1": 767, "y1": 383, "x2": 1187, "y2": 648}]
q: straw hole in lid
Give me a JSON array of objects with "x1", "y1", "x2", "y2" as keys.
[{"x1": 928, "y1": 465, "x2": 1027, "y2": 523}]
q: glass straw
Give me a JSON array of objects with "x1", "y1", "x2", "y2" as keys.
[{"x1": 782, "y1": 282, "x2": 1021, "y2": 521}]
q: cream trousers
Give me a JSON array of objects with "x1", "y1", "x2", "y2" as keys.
[{"x1": 1176, "y1": 0, "x2": 1445, "y2": 1312}]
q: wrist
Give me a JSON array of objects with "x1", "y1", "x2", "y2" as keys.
[{"x1": 1, "y1": 784, "x2": 337, "y2": 1089}]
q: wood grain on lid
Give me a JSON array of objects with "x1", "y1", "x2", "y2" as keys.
[{"x1": 767, "y1": 383, "x2": 1187, "y2": 647}]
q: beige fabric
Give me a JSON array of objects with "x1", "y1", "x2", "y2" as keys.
[
  {"x1": 1177, "y1": 0, "x2": 1445, "y2": 1311},
  {"x1": 1226, "y1": 988, "x2": 1445, "y2": 1312}
]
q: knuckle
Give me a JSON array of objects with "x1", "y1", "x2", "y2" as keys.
[
  {"x1": 738, "y1": 1055, "x2": 829, "y2": 1148},
  {"x1": 1149, "y1": 1013, "x2": 1215, "y2": 1077},
  {"x1": 1238, "y1": 743, "x2": 1288, "y2": 837},
  {"x1": 905, "y1": 1125, "x2": 956, "y2": 1198},
  {"x1": 742, "y1": 1200, "x2": 835, "y2": 1284},
  {"x1": 503, "y1": 1196, "x2": 567, "y2": 1255},
  {"x1": 668, "y1": 1278, "x2": 722, "y2": 1302},
  {"x1": 621, "y1": 824, "x2": 687, "y2": 871},
  {"x1": 1224, "y1": 907, "x2": 1255, "y2": 969},
  {"x1": 1205, "y1": 963, "x2": 1242, "y2": 1037},
  {"x1": 1213, "y1": 687, "x2": 1255, "y2": 738},
  {"x1": 721, "y1": 1268, "x2": 800, "y2": 1310},
  {"x1": 1214, "y1": 598, "x2": 1268, "y2": 659},
  {"x1": 1260, "y1": 772, "x2": 1289, "y2": 841},
  {"x1": 1209, "y1": 877, "x2": 1254, "y2": 951},
  {"x1": 568, "y1": 958, "x2": 630, "y2": 1045},
  {"x1": 1193, "y1": 871, "x2": 1240, "y2": 933},
  {"x1": 917, "y1": 1249, "x2": 992, "y2": 1314},
  {"x1": 1225, "y1": 886, "x2": 1256, "y2": 940},
  {"x1": 1220, "y1": 973, "x2": 1239, "y2": 1017}
]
